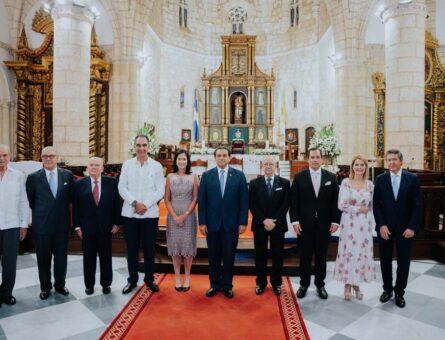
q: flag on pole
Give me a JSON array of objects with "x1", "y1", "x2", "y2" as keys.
[{"x1": 193, "y1": 89, "x2": 200, "y2": 143}]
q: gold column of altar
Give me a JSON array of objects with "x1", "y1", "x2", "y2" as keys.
[
  {"x1": 4, "y1": 8, "x2": 110, "y2": 161},
  {"x1": 372, "y1": 32, "x2": 445, "y2": 170},
  {"x1": 202, "y1": 35, "x2": 275, "y2": 153}
]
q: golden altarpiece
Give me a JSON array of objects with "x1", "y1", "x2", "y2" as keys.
[
  {"x1": 4, "y1": 8, "x2": 110, "y2": 161},
  {"x1": 201, "y1": 35, "x2": 275, "y2": 152},
  {"x1": 372, "y1": 32, "x2": 445, "y2": 170}
]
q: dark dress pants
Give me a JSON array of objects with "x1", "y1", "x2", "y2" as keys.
[
  {"x1": 253, "y1": 226, "x2": 285, "y2": 287},
  {"x1": 298, "y1": 220, "x2": 330, "y2": 288},
  {"x1": 82, "y1": 232, "x2": 112, "y2": 289},
  {"x1": 379, "y1": 231, "x2": 413, "y2": 296},
  {"x1": 0, "y1": 228, "x2": 20, "y2": 298},
  {"x1": 206, "y1": 228, "x2": 239, "y2": 290},
  {"x1": 123, "y1": 217, "x2": 158, "y2": 284},
  {"x1": 34, "y1": 232, "x2": 69, "y2": 291}
]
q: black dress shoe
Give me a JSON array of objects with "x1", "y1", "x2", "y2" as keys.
[
  {"x1": 223, "y1": 289, "x2": 234, "y2": 299},
  {"x1": 122, "y1": 283, "x2": 137, "y2": 294},
  {"x1": 55, "y1": 287, "x2": 69, "y2": 296},
  {"x1": 182, "y1": 286, "x2": 190, "y2": 292},
  {"x1": 296, "y1": 286, "x2": 308, "y2": 298},
  {"x1": 175, "y1": 286, "x2": 183, "y2": 292},
  {"x1": 2, "y1": 296, "x2": 16, "y2": 305},
  {"x1": 379, "y1": 291, "x2": 393, "y2": 303},
  {"x1": 395, "y1": 294, "x2": 406, "y2": 308},
  {"x1": 102, "y1": 286, "x2": 111, "y2": 294},
  {"x1": 146, "y1": 282, "x2": 160, "y2": 292},
  {"x1": 273, "y1": 285, "x2": 282, "y2": 296},
  {"x1": 85, "y1": 288, "x2": 94, "y2": 295},
  {"x1": 40, "y1": 291, "x2": 51, "y2": 300},
  {"x1": 317, "y1": 287, "x2": 328, "y2": 300},
  {"x1": 255, "y1": 285, "x2": 265, "y2": 295},
  {"x1": 206, "y1": 287, "x2": 218, "y2": 297}
]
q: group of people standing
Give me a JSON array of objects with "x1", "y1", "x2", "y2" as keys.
[{"x1": 0, "y1": 136, "x2": 421, "y2": 310}]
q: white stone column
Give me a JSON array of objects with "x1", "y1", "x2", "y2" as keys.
[
  {"x1": 0, "y1": 100, "x2": 9, "y2": 145},
  {"x1": 52, "y1": 1, "x2": 94, "y2": 165},
  {"x1": 383, "y1": 0, "x2": 426, "y2": 169}
]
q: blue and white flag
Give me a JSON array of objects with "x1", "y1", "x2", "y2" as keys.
[{"x1": 193, "y1": 89, "x2": 200, "y2": 143}]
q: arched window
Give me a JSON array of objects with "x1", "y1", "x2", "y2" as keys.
[{"x1": 290, "y1": 0, "x2": 300, "y2": 28}]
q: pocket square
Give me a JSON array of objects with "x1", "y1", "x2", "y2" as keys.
[
  {"x1": 324, "y1": 181, "x2": 331, "y2": 186},
  {"x1": 275, "y1": 187, "x2": 283, "y2": 191},
  {"x1": 64, "y1": 182, "x2": 68, "y2": 185}
]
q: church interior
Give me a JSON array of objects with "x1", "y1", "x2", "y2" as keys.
[{"x1": 1, "y1": 0, "x2": 445, "y2": 339}]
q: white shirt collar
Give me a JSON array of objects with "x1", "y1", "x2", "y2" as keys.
[
  {"x1": 390, "y1": 169, "x2": 402, "y2": 177},
  {"x1": 218, "y1": 165, "x2": 229, "y2": 173},
  {"x1": 90, "y1": 176, "x2": 101, "y2": 185},
  {"x1": 44, "y1": 168, "x2": 57, "y2": 176},
  {"x1": 264, "y1": 174, "x2": 275, "y2": 182},
  {"x1": 310, "y1": 168, "x2": 321, "y2": 175}
]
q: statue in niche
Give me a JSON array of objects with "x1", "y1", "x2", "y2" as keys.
[{"x1": 234, "y1": 95, "x2": 244, "y2": 124}]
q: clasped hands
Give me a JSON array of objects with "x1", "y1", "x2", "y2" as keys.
[
  {"x1": 199, "y1": 224, "x2": 247, "y2": 235},
  {"x1": 263, "y1": 218, "x2": 276, "y2": 231},
  {"x1": 134, "y1": 202, "x2": 147, "y2": 215}
]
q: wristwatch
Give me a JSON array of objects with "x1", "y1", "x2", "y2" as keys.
[{"x1": 131, "y1": 200, "x2": 137, "y2": 207}]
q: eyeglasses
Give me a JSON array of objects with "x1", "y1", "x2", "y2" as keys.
[{"x1": 42, "y1": 155, "x2": 57, "y2": 159}]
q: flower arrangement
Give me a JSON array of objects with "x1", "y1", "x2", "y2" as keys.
[
  {"x1": 252, "y1": 148, "x2": 280, "y2": 155},
  {"x1": 128, "y1": 123, "x2": 159, "y2": 157},
  {"x1": 308, "y1": 124, "x2": 342, "y2": 160},
  {"x1": 190, "y1": 147, "x2": 215, "y2": 155}
]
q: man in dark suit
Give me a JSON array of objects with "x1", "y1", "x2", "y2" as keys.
[
  {"x1": 249, "y1": 156, "x2": 290, "y2": 295},
  {"x1": 290, "y1": 148, "x2": 341, "y2": 299},
  {"x1": 198, "y1": 146, "x2": 248, "y2": 298},
  {"x1": 26, "y1": 146, "x2": 74, "y2": 300},
  {"x1": 73, "y1": 157, "x2": 121, "y2": 295},
  {"x1": 373, "y1": 149, "x2": 421, "y2": 308}
]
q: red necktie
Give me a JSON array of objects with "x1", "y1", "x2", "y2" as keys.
[{"x1": 93, "y1": 180, "x2": 99, "y2": 206}]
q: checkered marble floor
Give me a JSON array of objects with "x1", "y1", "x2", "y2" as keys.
[{"x1": 0, "y1": 256, "x2": 444, "y2": 340}]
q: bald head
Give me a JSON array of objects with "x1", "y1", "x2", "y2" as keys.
[{"x1": 0, "y1": 144, "x2": 11, "y2": 172}]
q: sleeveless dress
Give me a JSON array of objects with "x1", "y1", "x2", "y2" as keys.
[
  {"x1": 333, "y1": 179, "x2": 376, "y2": 284},
  {"x1": 166, "y1": 173, "x2": 197, "y2": 257}
]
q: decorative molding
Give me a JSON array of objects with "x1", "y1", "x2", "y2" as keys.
[
  {"x1": 51, "y1": 4, "x2": 95, "y2": 25},
  {"x1": 382, "y1": 4, "x2": 427, "y2": 24}
]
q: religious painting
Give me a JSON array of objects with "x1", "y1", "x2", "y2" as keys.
[
  {"x1": 209, "y1": 127, "x2": 222, "y2": 142},
  {"x1": 210, "y1": 106, "x2": 222, "y2": 124},
  {"x1": 228, "y1": 127, "x2": 248, "y2": 142},
  {"x1": 181, "y1": 129, "x2": 191, "y2": 142},
  {"x1": 254, "y1": 127, "x2": 268, "y2": 142},
  {"x1": 255, "y1": 88, "x2": 267, "y2": 105},
  {"x1": 255, "y1": 107, "x2": 266, "y2": 125},
  {"x1": 286, "y1": 128, "x2": 298, "y2": 145},
  {"x1": 425, "y1": 101, "x2": 432, "y2": 149},
  {"x1": 231, "y1": 48, "x2": 246, "y2": 75},
  {"x1": 210, "y1": 87, "x2": 221, "y2": 105},
  {"x1": 305, "y1": 127, "x2": 315, "y2": 154}
]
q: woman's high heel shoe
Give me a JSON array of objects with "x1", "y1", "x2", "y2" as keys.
[
  {"x1": 344, "y1": 284, "x2": 352, "y2": 301},
  {"x1": 353, "y1": 285, "x2": 363, "y2": 300}
]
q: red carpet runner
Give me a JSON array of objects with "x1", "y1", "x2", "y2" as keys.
[{"x1": 100, "y1": 274, "x2": 309, "y2": 340}]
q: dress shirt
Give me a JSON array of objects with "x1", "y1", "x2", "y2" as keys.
[
  {"x1": 264, "y1": 174, "x2": 275, "y2": 187},
  {"x1": 390, "y1": 168, "x2": 402, "y2": 197},
  {"x1": 118, "y1": 157, "x2": 165, "y2": 219},
  {"x1": 90, "y1": 176, "x2": 101, "y2": 201},
  {"x1": 44, "y1": 168, "x2": 58, "y2": 187},
  {"x1": 217, "y1": 165, "x2": 229, "y2": 194},
  {"x1": 0, "y1": 167, "x2": 29, "y2": 230}
]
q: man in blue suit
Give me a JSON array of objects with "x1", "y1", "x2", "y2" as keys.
[
  {"x1": 198, "y1": 146, "x2": 248, "y2": 298},
  {"x1": 373, "y1": 149, "x2": 422, "y2": 308}
]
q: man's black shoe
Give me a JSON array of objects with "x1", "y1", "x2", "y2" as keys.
[
  {"x1": 40, "y1": 291, "x2": 51, "y2": 300},
  {"x1": 379, "y1": 291, "x2": 393, "y2": 303},
  {"x1": 2, "y1": 296, "x2": 16, "y2": 305},
  {"x1": 223, "y1": 289, "x2": 234, "y2": 299},
  {"x1": 146, "y1": 282, "x2": 160, "y2": 292},
  {"x1": 317, "y1": 287, "x2": 328, "y2": 299},
  {"x1": 102, "y1": 286, "x2": 111, "y2": 294},
  {"x1": 273, "y1": 285, "x2": 282, "y2": 296},
  {"x1": 55, "y1": 287, "x2": 69, "y2": 296},
  {"x1": 296, "y1": 286, "x2": 308, "y2": 298},
  {"x1": 395, "y1": 294, "x2": 406, "y2": 308},
  {"x1": 206, "y1": 287, "x2": 218, "y2": 297},
  {"x1": 255, "y1": 285, "x2": 265, "y2": 295},
  {"x1": 122, "y1": 283, "x2": 137, "y2": 294},
  {"x1": 85, "y1": 288, "x2": 94, "y2": 295}
]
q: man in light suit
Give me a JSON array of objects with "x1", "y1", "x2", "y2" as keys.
[
  {"x1": 73, "y1": 157, "x2": 121, "y2": 295},
  {"x1": 26, "y1": 146, "x2": 74, "y2": 300},
  {"x1": 290, "y1": 148, "x2": 341, "y2": 299},
  {"x1": 373, "y1": 149, "x2": 421, "y2": 308},
  {"x1": 198, "y1": 146, "x2": 248, "y2": 298},
  {"x1": 249, "y1": 156, "x2": 290, "y2": 295}
]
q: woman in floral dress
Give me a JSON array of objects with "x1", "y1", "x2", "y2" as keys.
[{"x1": 334, "y1": 155, "x2": 375, "y2": 300}]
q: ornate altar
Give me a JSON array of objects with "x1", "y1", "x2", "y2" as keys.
[
  {"x1": 4, "y1": 8, "x2": 110, "y2": 161},
  {"x1": 372, "y1": 32, "x2": 445, "y2": 170},
  {"x1": 201, "y1": 35, "x2": 275, "y2": 153}
]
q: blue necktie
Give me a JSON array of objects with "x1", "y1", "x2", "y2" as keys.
[
  {"x1": 219, "y1": 170, "x2": 225, "y2": 196},
  {"x1": 392, "y1": 175, "x2": 399, "y2": 199},
  {"x1": 49, "y1": 171, "x2": 57, "y2": 198},
  {"x1": 267, "y1": 177, "x2": 272, "y2": 196}
]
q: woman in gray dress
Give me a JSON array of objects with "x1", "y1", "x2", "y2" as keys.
[{"x1": 164, "y1": 149, "x2": 199, "y2": 291}]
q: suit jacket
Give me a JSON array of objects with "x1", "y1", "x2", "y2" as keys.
[
  {"x1": 73, "y1": 176, "x2": 122, "y2": 235},
  {"x1": 249, "y1": 175, "x2": 290, "y2": 233},
  {"x1": 26, "y1": 167, "x2": 74, "y2": 235},
  {"x1": 290, "y1": 169, "x2": 341, "y2": 230},
  {"x1": 373, "y1": 170, "x2": 422, "y2": 233},
  {"x1": 198, "y1": 166, "x2": 249, "y2": 233}
]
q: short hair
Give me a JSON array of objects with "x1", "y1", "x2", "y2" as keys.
[
  {"x1": 134, "y1": 135, "x2": 150, "y2": 144},
  {"x1": 0, "y1": 144, "x2": 10, "y2": 155},
  {"x1": 41, "y1": 146, "x2": 57, "y2": 156},
  {"x1": 308, "y1": 147, "x2": 322, "y2": 157},
  {"x1": 349, "y1": 155, "x2": 369, "y2": 180},
  {"x1": 172, "y1": 149, "x2": 191, "y2": 174},
  {"x1": 385, "y1": 149, "x2": 403, "y2": 162},
  {"x1": 88, "y1": 156, "x2": 104, "y2": 165},
  {"x1": 214, "y1": 146, "x2": 231, "y2": 157}
]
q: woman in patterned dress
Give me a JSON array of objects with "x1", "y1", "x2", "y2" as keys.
[
  {"x1": 333, "y1": 156, "x2": 375, "y2": 300},
  {"x1": 164, "y1": 150, "x2": 199, "y2": 291}
]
